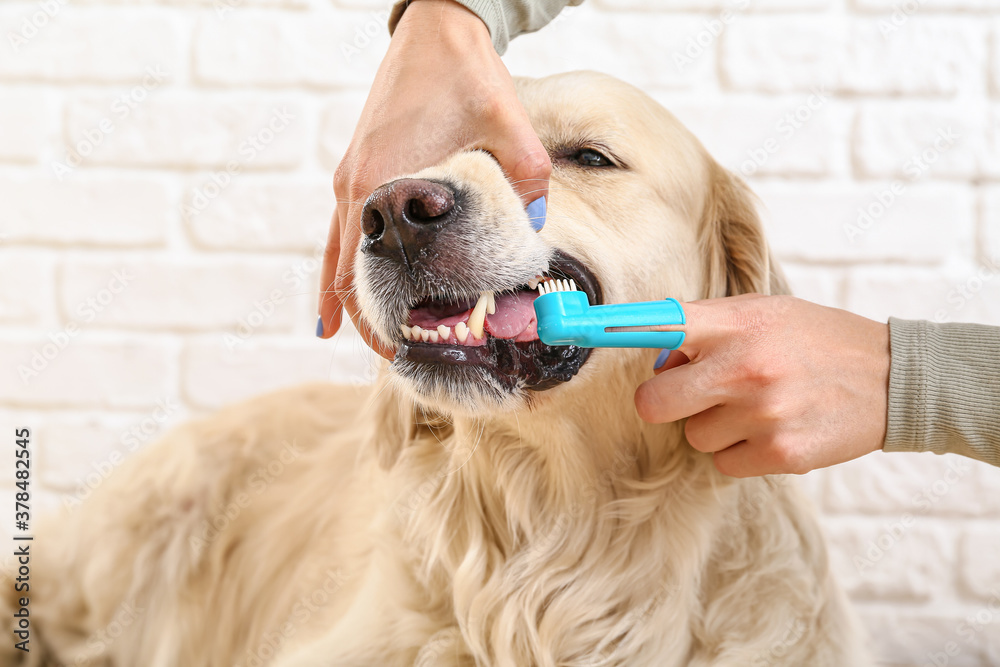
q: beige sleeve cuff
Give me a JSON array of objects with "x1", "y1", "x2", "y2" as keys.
[
  {"x1": 884, "y1": 317, "x2": 1000, "y2": 467},
  {"x1": 389, "y1": 0, "x2": 582, "y2": 54}
]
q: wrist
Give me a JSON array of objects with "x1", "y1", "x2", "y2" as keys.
[{"x1": 395, "y1": 0, "x2": 494, "y2": 52}]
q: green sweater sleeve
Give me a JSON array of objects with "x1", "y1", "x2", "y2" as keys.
[
  {"x1": 389, "y1": 0, "x2": 583, "y2": 54},
  {"x1": 884, "y1": 317, "x2": 1000, "y2": 466}
]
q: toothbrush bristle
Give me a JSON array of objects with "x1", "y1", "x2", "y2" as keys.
[{"x1": 535, "y1": 278, "x2": 583, "y2": 295}]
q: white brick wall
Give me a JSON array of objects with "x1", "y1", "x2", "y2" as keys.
[{"x1": 1, "y1": 0, "x2": 997, "y2": 664}]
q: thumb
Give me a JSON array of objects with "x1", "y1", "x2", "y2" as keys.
[{"x1": 489, "y1": 122, "x2": 551, "y2": 209}]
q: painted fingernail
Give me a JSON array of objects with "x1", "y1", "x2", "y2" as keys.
[
  {"x1": 315, "y1": 315, "x2": 324, "y2": 338},
  {"x1": 527, "y1": 196, "x2": 546, "y2": 231},
  {"x1": 654, "y1": 349, "x2": 671, "y2": 370}
]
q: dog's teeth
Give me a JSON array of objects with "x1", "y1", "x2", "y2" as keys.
[
  {"x1": 455, "y1": 321, "x2": 469, "y2": 343},
  {"x1": 401, "y1": 324, "x2": 412, "y2": 340},
  {"x1": 486, "y1": 291, "x2": 496, "y2": 315},
  {"x1": 528, "y1": 276, "x2": 540, "y2": 290},
  {"x1": 411, "y1": 325, "x2": 422, "y2": 340},
  {"x1": 420, "y1": 328, "x2": 431, "y2": 342},
  {"x1": 429, "y1": 330, "x2": 439, "y2": 343},
  {"x1": 469, "y1": 292, "x2": 489, "y2": 340},
  {"x1": 437, "y1": 325, "x2": 450, "y2": 342}
]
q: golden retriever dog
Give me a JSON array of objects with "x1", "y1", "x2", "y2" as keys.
[{"x1": 4, "y1": 71, "x2": 871, "y2": 667}]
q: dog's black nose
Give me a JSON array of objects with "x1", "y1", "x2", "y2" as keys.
[{"x1": 360, "y1": 179, "x2": 457, "y2": 268}]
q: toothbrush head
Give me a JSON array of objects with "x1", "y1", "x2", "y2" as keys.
[{"x1": 533, "y1": 280, "x2": 686, "y2": 349}]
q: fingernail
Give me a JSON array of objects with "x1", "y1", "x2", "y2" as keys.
[
  {"x1": 315, "y1": 315, "x2": 324, "y2": 338},
  {"x1": 654, "y1": 349, "x2": 671, "y2": 370},
  {"x1": 527, "y1": 196, "x2": 546, "y2": 231}
]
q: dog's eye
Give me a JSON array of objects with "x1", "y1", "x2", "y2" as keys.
[{"x1": 574, "y1": 149, "x2": 613, "y2": 168}]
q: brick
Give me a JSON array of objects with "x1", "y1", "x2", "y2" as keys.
[
  {"x1": 182, "y1": 333, "x2": 377, "y2": 409},
  {"x1": 593, "y1": 0, "x2": 830, "y2": 9},
  {"x1": 858, "y1": 610, "x2": 988, "y2": 667},
  {"x1": 0, "y1": 338, "x2": 174, "y2": 408},
  {"x1": 826, "y1": 517, "x2": 953, "y2": 602},
  {"x1": 778, "y1": 264, "x2": 843, "y2": 307},
  {"x1": 982, "y1": 188, "x2": 1000, "y2": 263},
  {"x1": 851, "y1": 261, "x2": 1000, "y2": 326},
  {"x1": 667, "y1": 95, "x2": 847, "y2": 178},
  {"x1": 857, "y1": 0, "x2": 1000, "y2": 9},
  {"x1": 853, "y1": 104, "x2": 987, "y2": 180},
  {"x1": 722, "y1": 17, "x2": 985, "y2": 95},
  {"x1": 845, "y1": 263, "x2": 1000, "y2": 326},
  {"x1": 64, "y1": 94, "x2": 305, "y2": 169},
  {"x1": 0, "y1": 175, "x2": 169, "y2": 247},
  {"x1": 184, "y1": 178, "x2": 332, "y2": 252},
  {"x1": 36, "y1": 414, "x2": 138, "y2": 492},
  {"x1": 331, "y1": 0, "x2": 410, "y2": 7},
  {"x1": 754, "y1": 182, "x2": 975, "y2": 263},
  {"x1": 0, "y1": 8, "x2": 182, "y2": 83},
  {"x1": 0, "y1": 252, "x2": 53, "y2": 325},
  {"x1": 503, "y1": 6, "x2": 714, "y2": 90},
  {"x1": 317, "y1": 91, "x2": 368, "y2": 169},
  {"x1": 194, "y1": 12, "x2": 389, "y2": 88},
  {"x1": 0, "y1": 90, "x2": 52, "y2": 162},
  {"x1": 993, "y1": 21, "x2": 1000, "y2": 96},
  {"x1": 826, "y1": 452, "x2": 1000, "y2": 517},
  {"x1": 58, "y1": 258, "x2": 300, "y2": 331},
  {"x1": 959, "y1": 528, "x2": 1000, "y2": 601}
]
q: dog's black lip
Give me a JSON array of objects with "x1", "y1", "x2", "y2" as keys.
[{"x1": 394, "y1": 250, "x2": 601, "y2": 392}]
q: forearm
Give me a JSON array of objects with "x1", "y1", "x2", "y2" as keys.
[
  {"x1": 884, "y1": 318, "x2": 1000, "y2": 466},
  {"x1": 389, "y1": 0, "x2": 583, "y2": 54}
]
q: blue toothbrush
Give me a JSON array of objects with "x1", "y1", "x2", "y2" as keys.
[{"x1": 533, "y1": 279, "x2": 685, "y2": 349}]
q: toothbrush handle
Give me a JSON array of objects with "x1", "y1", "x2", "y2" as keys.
[{"x1": 585, "y1": 298, "x2": 686, "y2": 349}]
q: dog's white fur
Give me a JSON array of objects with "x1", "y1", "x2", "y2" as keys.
[{"x1": 3, "y1": 72, "x2": 871, "y2": 667}]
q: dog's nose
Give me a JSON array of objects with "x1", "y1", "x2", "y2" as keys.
[{"x1": 360, "y1": 179, "x2": 456, "y2": 267}]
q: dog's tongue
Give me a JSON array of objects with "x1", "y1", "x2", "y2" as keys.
[{"x1": 485, "y1": 290, "x2": 538, "y2": 341}]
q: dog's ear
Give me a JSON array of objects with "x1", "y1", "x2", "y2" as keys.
[{"x1": 699, "y1": 161, "x2": 789, "y2": 298}]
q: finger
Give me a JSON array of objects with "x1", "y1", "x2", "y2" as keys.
[
  {"x1": 331, "y1": 219, "x2": 395, "y2": 361},
  {"x1": 711, "y1": 440, "x2": 780, "y2": 478},
  {"x1": 317, "y1": 205, "x2": 345, "y2": 339},
  {"x1": 634, "y1": 359, "x2": 727, "y2": 424},
  {"x1": 650, "y1": 295, "x2": 763, "y2": 360},
  {"x1": 487, "y1": 108, "x2": 551, "y2": 208},
  {"x1": 339, "y1": 287, "x2": 395, "y2": 361},
  {"x1": 683, "y1": 405, "x2": 748, "y2": 454},
  {"x1": 653, "y1": 349, "x2": 689, "y2": 375}
]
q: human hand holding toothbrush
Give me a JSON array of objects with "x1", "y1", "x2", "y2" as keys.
[{"x1": 634, "y1": 294, "x2": 892, "y2": 478}]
